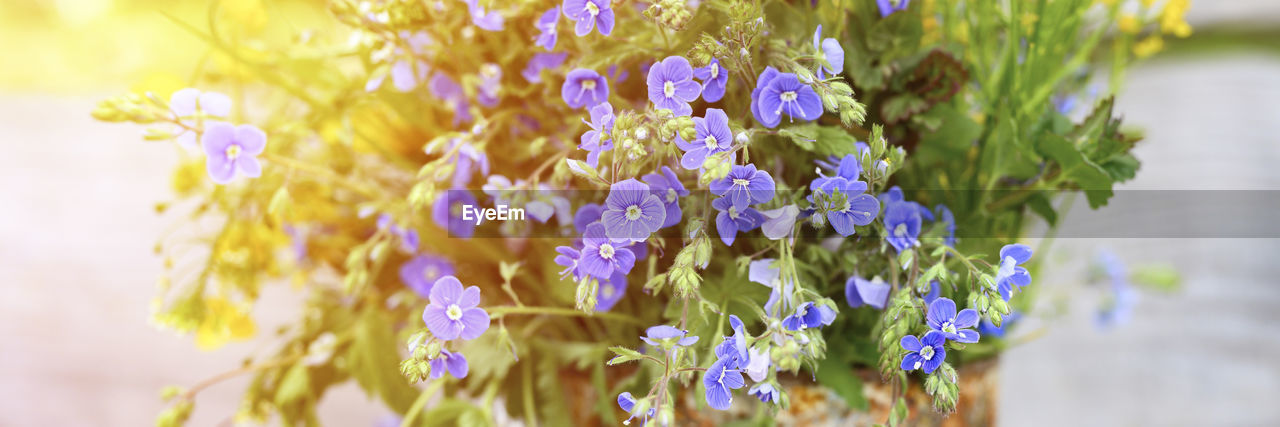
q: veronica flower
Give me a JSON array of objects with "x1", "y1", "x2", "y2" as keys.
[
  {"x1": 810, "y1": 157, "x2": 879, "y2": 236},
  {"x1": 714, "y1": 315, "x2": 750, "y2": 368},
  {"x1": 426, "y1": 139, "x2": 489, "y2": 188},
  {"x1": 749, "y1": 66, "x2": 780, "y2": 127},
  {"x1": 641, "y1": 166, "x2": 689, "y2": 228},
  {"x1": 377, "y1": 214, "x2": 419, "y2": 253},
  {"x1": 580, "y1": 102, "x2": 615, "y2": 167},
  {"x1": 202, "y1": 122, "x2": 266, "y2": 184},
  {"x1": 646, "y1": 56, "x2": 702, "y2": 116},
  {"x1": 749, "y1": 258, "x2": 794, "y2": 316},
  {"x1": 845, "y1": 276, "x2": 891, "y2": 309},
  {"x1": 429, "y1": 73, "x2": 472, "y2": 126},
  {"x1": 899, "y1": 331, "x2": 945, "y2": 374},
  {"x1": 170, "y1": 88, "x2": 231, "y2": 149},
  {"x1": 561, "y1": 68, "x2": 609, "y2": 109},
  {"x1": 744, "y1": 346, "x2": 771, "y2": 382},
  {"x1": 713, "y1": 197, "x2": 762, "y2": 246},
  {"x1": 710, "y1": 164, "x2": 775, "y2": 210},
  {"x1": 748, "y1": 383, "x2": 779, "y2": 403},
  {"x1": 753, "y1": 71, "x2": 823, "y2": 127},
  {"x1": 617, "y1": 392, "x2": 656, "y2": 425},
  {"x1": 601, "y1": 179, "x2": 667, "y2": 244},
  {"x1": 640, "y1": 325, "x2": 699, "y2": 347},
  {"x1": 675, "y1": 108, "x2": 732, "y2": 170},
  {"x1": 693, "y1": 58, "x2": 729, "y2": 102},
  {"x1": 553, "y1": 245, "x2": 582, "y2": 280},
  {"x1": 463, "y1": 0, "x2": 503, "y2": 31},
  {"x1": 994, "y1": 243, "x2": 1033, "y2": 301},
  {"x1": 759, "y1": 205, "x2": 800, "y2": 241},
  {"x1": 476, "y1": 63, "x2": 502, "y2": 107},
  {"x1": 978, "y1": 311, "x2": 1020, "y2": 337},
  {"x1": 781, "y1": 302, "x2": 836, "y2": 331},
  {"x1": 432, "y1": 190, "x2": 478, "y2": 238},
  {"x1": 421, "y1": 276, "x2": 491, "y2": 341},
  {"x1": 812, "y1": 25, "x2": 845, "y2": 79},
  {"x1": 926, "y1": 297, "x2": 980, "y2": 343},
  {"x1": 879, "y1": 186, "x2": 935, "y2": 221},
  {"x1": 578, "y1": 222, "x2": 637, "y2": 279},
  {"x1": 534, "y1": 7, "x2": 560, "y2": 50},
  {"x1": 596, "y1": 271, "x2": 628, "y2": 312},
  {"x1": 428, "y1": 349, "x2": 469, "y2": 379},
  {"x1": 608, "y1": 63, "x2": 630, "y2": 83},
  {"x1": 562, "y1": 0, "x2": 614, "y2": 37},
  {"x1": 883, "y1": 202, "x2": 922, "y2": 253},
  {"x1": 703, "y1": 357, "x2": 745, "y2": 410},
  {"x1": 923, "y1": 280, "x2": 941, "y2": 306},
  {"x1": 573, "y1": 203, "x2": 604, "y2": 232},
  {"x1": 401, "y1": 255, "x2": 455, "y2": 297},
  {"x1": 936, "y1": 204, "x2": 956, "y2": 246},
  {"x1": 876, "y1": 0, "x2": 910, "y2": 17},
  {"x1": 521, "y1": 52, "x2": 568, "y2": 84}
]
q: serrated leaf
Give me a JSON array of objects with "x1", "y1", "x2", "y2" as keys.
[{"x1": 1036, "y1": 133, "x2": 1115, "y2": 208}]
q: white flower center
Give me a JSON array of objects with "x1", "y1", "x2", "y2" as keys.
[
  {"x1": 599, "y1": 243, "x2": 615, "y2": 259},
  {"x1": 666, "y1": 188, "x2": 678, "y2": 203},
  {"x1": 704, "y1": 135, "x2": 718, "y2": 150},
  {"x1": 625, "y1": 205, "x2": 642, "y2": 221},
  {"x1": 581, "y1": 79, "x2": 596, "y2": 91},
  {"x1": 710, "y1": 62, "x2": 720, "y2": 78},
  {"x1": 942, "y1": 322, "x2": 956, "y2": 334},
  {"x1": 728, "y1": 206, "x2": 739, "y2": 219},
  {"x1": 601, "y1": 284, "x2": 615, "y2": 298},
  {"x1": 894, "y1": 223, "x2": 907, "y2": 237},
  {"x1": 919, "y1": 345, "x2": 935, "y2": 360},
  {"x1": 446, "y1": 304, "x2": 463, "y2": 321},
  {"x1": 586, "y1": 2, "x2": 599, "y2": 16},
  {"x1": 225, "y1": 144, "x2": 242, "y2": 160},
  {"x1": 663, "y1": 81, "x2": 675, "y2": 98},
  {"x1": 780, "y1": 91, "x2": 797, "y2": 102},
  {"x1": 423, "y1": 265, "x2": 438, "y2": 281},
  {"x1": 733, "y1": 178, "x2": 750, "y2": 187}
]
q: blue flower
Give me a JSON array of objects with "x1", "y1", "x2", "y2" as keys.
[
  {"x1": 709, "y1": 164, "x2": 775, "y2": 210},
  {"x1": 421, "y1": 276, "x2": 490, "y2": 341},
  {"x1": 845, "y1": 276, "x2": 890, "y2": 309},
  {"x1": 563, "y1": 0, "x2": 614, "y2": 37},
  {"x1": 936, "y1": 204, "x2": 956, "y2": 246},
  {"x1": 580, "y1": 102, "x2": 615, "y2": 167},
  {"x1": 646, "y1": 56, "x2": 702, "y2": 116},
  {"x1": 878, "y1": 186, "x2": 934, "y2": 221},
  {"x1": 463, "y1": 0, "x2": 503, "y2": 31},
  {"x1": 573, "y1": 203, "x2": 604, "y2": 232},
  {"x1": 432, "y1": 190, "x2": 478, "y2": 238},
  {"x1": 752, "y1": 71, "x2": 823, "y2": 127},
  {"x1": 561, "y1": 68, "x2": 609, "y2": 109},
  {"x1": 883, "y1": 201, "x2": 921, "y2": 253},
  {"x1": 749, "y1": 66, "x2": 780, "y2": 127},
  {"x1": 693, "y1": 58, "x2": 729, "y2": 102},
  {"x1": 748, "y1": 383, "x2": 779, "y2": 403},
  {"x1": 809, "y1": 155, "x2": 879, "y2": 236},
  {"x1": 640, "y1": 325, "x2": 699, "y2": 346},
  {"x1": 428, "y1": 73, "x2": 472, "y2": 126},
  {"x1": 900, "y1": 331, "x2": 945, "y2": 374},
  {"x1": 521, "y1": 52, "x2": 567, "y2": 84},
  {"x1": 534, "y1": 7, "x2": 559, "y2": 50},
  {"x1": 428, "y1": 349, "x2": 469, "y2": 379},
  {"x1": 616, "y1": 392, "x2": 654, "y2": 425},
  {"x1": 713, "y1": 196, "x2": 762, "y2": 246},
  {"x1": 714, "y1": 315, "x2": 750, "y2": 368},
  {"x1": 476, "y1": 63, "x2": 502, "y2": 107},
  {"x1": 703, "y1": 357, "x2": 745, "y2": 410},
  {"x1": 759, "y1": 205, "x2": 800, "y2": 241},
  {"x1": 553, "y1": 245, "x2": 582, "y2": 280},
  {"x1": 923, "y1": 280, "x2": 941, "y2": 306},
  {"x1": 994, "y1": 243, "x2": 1033, "y2": 301},
  {"x1": 926, "y1": 297, "x2": 980, "y2": 343},
  {"x1": 978, "y1": 311, "x2": 1020, "y2": 337},
  {"x1": 744, "y1": 346, "x2": 771, "y2": 382},
  {"x1": 578, "y1": 222, "x2": 637, "y2": 279},
  {"x1": 641, "y1": 166, "x2": 689, "y2": 228},
  {"x1": 781, "y1": 302, "x2": 836, "y2": 331},
  {"x1": 812, "y1": 25, "x2": 844, "y2": 79},
  {"x1": 601, "y1": 179, "x2": 667, "y2": 243},
  {"x1": 596, "y1": 271, "x2": 628, "y2": 312},
  {"x1": 876, "y1": 0, "x2": 910, "y2": 17},
  {"x1": 749, "y1": 258, "x2": 793, "y2": 316},
  {"x1": 674, "y1": 108, "x2": 732, "y2": 170},
  {"x1": 400, "y1": 255, "x2": 455, "y2": 297}
]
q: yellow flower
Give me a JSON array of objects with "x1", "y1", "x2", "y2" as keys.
[
  {"x1": 195, "y1": 297, "x2": 257, "y2": 350},
  {"x1": 1160, "y1": 0, "x2": 1193, "y2": 38},
  {"x1": 171, "y1": 159, "x2": 205, "y2": 196},
  {"x1": 1118, "y1": 14, "x2": 1141, "y2": 35},
  {"x1": 1133, "y1": 35, "x2": 1164, "y2": 58}
]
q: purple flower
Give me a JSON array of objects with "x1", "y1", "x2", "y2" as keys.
[
  {"x1": 573, "y1": 203, "x2": 604, "y2": 232},
  {"x1": 429, "y1": 73, "x2": 472, "y2": 126},
  {"x1": 810, "y1": 156, "x2": 879, "y2": 236},
  {"x1": 710, "y1": 164, "x2": 775, "y2": 210},
  {"x1": 170, "y1": 88, "x2": 231, "y2": 149},
  {"x1": 378, "y1": 214, "x2": 420, "y2": 253},
  {"x1": 674, "y1": 108, "x2": 732, "y2": 170},
  {"x1": 713, "y1": 197, "x2": 762, "y2": 246},
  {"x1": 752, "y1": 71, "x2": 822, "y2": 127},
  {"x1": 534, "y1": 7, "x2": 560, "y2": 50},
  {"x1": 608, "y1": 64, "x2": 630, "y2": 83},
  {"x1": 202, "y1": 122, "x2": 266, "y2": 184},
  {"x1": 389, "y1": 59, "x2": 430, "y2": 92},
  {"x1": 642, "y1": 166, "x2": 689, "y2": 228},
  {"x1": 923, "y1": 280, "x2": 941, "y2": 306},
  {"x1": 703, "y1": 357, "x2": 745, "y2": 410},
  {"x1": 428, "y1": 349, "x2": 469, "y2": 379},
  {"x1": 812, "y1": 25, "x2": 844, "y2": 79},
  {"x1": 883, "y1": 202, "x2": 921, "y2": 253},
  {"x1": 580, "y1": 102, "x2": 615, "y2": 167},
  {"x1": 744, "y1": 347, "x2": 771, "y2": 382},
  {"x1": 749, "y1": 66, "x2": 780, "y2": 127},
  {"x1": 463, "y1": 0, "x2": 503, "y2": 31},
  {"x1": 597, "y1": 271, "x2": 628, "y2": 312},
  {"x1": 781, "y1": 302, "x2": 836, "y2": 331},
  {"x1": 876, "y1": 0, "x2": 910, "y2": 17},
  {"x1": 936, "y1": 204, "x2": 956, "y2": 246},
  {"x1": 617, "y1": 392, "x2": 655, "y2": 425},
  {"x1": 400, "y1": 255, "x2": 455, "y2": 297},
  {"x1": 693, "y1": 58, "x2": 728, "y2": 103},
  {"x1": 749, "y1": 258, "x2": 794, "y2": 316},
  {"x1": 845, "y1": 276, "x2": 890, "y2": 309},
  {"x1": 646, "y1": 56, "x2": 702, "y2": 116},
  {"x1": 879, "y1": 186, "x2": 935, "y2": 221},
  {"x1": 554, "y1": 245, "x2": 582, "y2": 280},
  {"x1": 428, "y1": 139, "x2": 489, "y2": 188},
  {"x1": 717, "y1": 315, "x2": 750, "y2": 368},
  {"x1": 476, "y1": 63, "x2": 502, "y2": 107},
  {"x1": 432, "y1": 191, "x2": 478, "y2": 238},
  {"x1": 900, "y1": 331, "x2": 945, "y2": 373},
  {"x1": 979, "y1": 311, "x2": 1020, "y2": 337},
  {"x1": 578, "y1": 222, "x2": 637, "y2": 280},
  {"x1": 759, "y1": 205, "x2": 800, "y2": 241},
  {"x1": 994, "y1": 243, "x2": 1033, "y2": 301},
  {"x1": 926, "y1": 297, "x2": 980, "y2": 343},
  {"x1": 748, "y1": 383, "x2": 779, "y2": 403},
  {"x1": 562, "y1": 0, "x2": 614, "y2": 36},
  {"x1": 521, "y1": 52, "x2": 567, "y2": 84},
  {"x1": 601, "y1": 179, "x2": 667, "y2": 243},
  {"x1": 421, "y1": 276, "x2": 491, "y2": 341},
  {"x1": 640, "y1": 325, "x2": 699, "y2": 347},
  {"x1": 561, "y1": 68, "x2": 609, "y2": 109}
]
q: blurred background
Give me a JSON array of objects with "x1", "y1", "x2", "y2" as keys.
[{"x1": 1, "y1": 1, "x2": 1277, "y2": 425}]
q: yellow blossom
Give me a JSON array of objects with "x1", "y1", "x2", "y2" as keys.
[
  {"x1": 1133, "y1": 35, "x2": 1164, "y2": 58},
  {"x1": 195, "y1": 297, "x2": 257, "y2": 350},
  {"x1": 171, "y1": 159, "x2": 205, "y2": 196},
  {"x1": 1118, "y1": 14, "x2": 1141, "y2": 35},
  {"x1": 1160, "y1": 0, "x2": 1193, "y2": 38}
]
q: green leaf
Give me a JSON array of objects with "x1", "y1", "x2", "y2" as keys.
[
  {"x1": 1026, "y1": 192, "x2": 1058, "y2": 225},
  {"x1": 815, "y1": 355, "x2": 868, "y2": 410},
  {"x1": 1036, "y1": 133, "x2": 1115, "y2": 208},
  {"x1": 348, "y1": 308, "x2": 418, "y2": 413},
  {"x1": 273, "y1": 363, "x2": 310, "y2": 408},
  {"x1": 607, "y1": 346, "x2": 644, "y2": 365}
]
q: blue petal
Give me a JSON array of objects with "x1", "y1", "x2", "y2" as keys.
[
  {"x1": 927, "y1": 297, "x2": 957, "y2": 330},
  {"x1": 1000, "y1": 243, "x2": 1033, "y2": 265}
]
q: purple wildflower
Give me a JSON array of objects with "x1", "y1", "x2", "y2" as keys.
[
  {"x1": 580, "y1": 102, "x2": 615, "y2": 167},
  {"x1": 534, "y1": 7, "x2": 560, "y2": 50},
  {"x1": 400, "y1": 255, "x2": 455, "y2": 297},
  {"x1": 749, "y1": 66, "x2": 780, "y2": 127},
  {"x1": 810, "y1": 155, "x2": 879, "y2": 236},
  {"x1": 421, "y1": 275, "x2": 491, "y2": 341},
  {"x1": 477, "y1": 63, "x2": 502, "y2": 107},
  {"x1": 170, "y1": 88, "x2": 231, "y2": 149},
  {"x1": 562, "y1": 0, "x2": 614, "y2": 36},
  {"x1": 578, "y1": 222, "x2": 637, "y2": 280},
  {"x1": 428, "y1": 139, "x2": 489, "y2": 188},
  {"x1": 429, "y1": 349, "x2": 469, "y2": 379},
  {"x1": 876, "y1": 0, "x2": 910, "y2": 17},
  {"x1": 748, "y1": 383, "x2": 779, "y2": 403},
  {"x1": 693, "y1": 58, "x2": 728, "y2": 103},
  {"x1": 641, "y1": 166, "x2": 689, "y2": 228},
  {"x1": 377, "y1": 214, "x2": 420, "y2": 253},
  {"x1": 561, "y1": 68, "x2": 609, "y2": 109},
  {"x1": 674, "y1": 108, "x2": 732, "y2": 170},
  {"x1": 429, "y1": 73, "x2": 472, "y2": 126},
  {"x1": 522, "y1": 52, "x2": 567, "y2": 83},
  {"x1": 709, "y1": 164, "x2": 775, "y2": 210},
  {"x1": 432, "y1": 190, "x2": 478, "y2": 238},
  {"x1": 744, "y1": 347, "x2": 771, "y2": 382},
  {"x1": 749, "y1": 258, "x2": 794, "y2": 316},
  {"x1": 713, "y1": 197, "x2": 762, "y2": 246},
  {"x1": 554, "y1": 245, "x2": 582, "y2": 280},
  {"x1": 617, "y1": 392, "x2": 655, "y2": 425},
  {"x1": 759, "y1": 205, "x2": 800, "y2": 241},
  {"x1": 883, "y1": 201, "x2": 922, "y2": 253},
  {"x1": 926, "y1": 297, "x2": 980, "y2": 343},
  {"x1": 596, "y1": 271, "x2": 628, "y2": 312},
  {"x1": 463, "y1": 0, "x2": 503, "y2": 31},
  {"x1": 994, "y1": 243, "x2": 1033, "y2": 301},
  {"x1": 781, "y1": 302, "x2": 836, "y2": 331},
  {"x1": 202, "y1": 122, "x2": 266, "y2": 184},
  {"x1": 601, "y1": 179, "x2": 667, "y2": 243},
  {"x1": 640, "y1": 325, "x2": 699, "y2": 347},
  {"x1": 573, "y1": 203, "x2": 604, "y2": 232},
  {"x1": 703, "y1": 357, "x2": 745, "y2": 410},
  {"x1": 900, "y1": 331, "x2": 945, "y2": 373},
  {"x1": 646, "y1": 56, "x2": 702, "y2": 116},
  {"x1": 812, "y1": 25, "x2": 845, "y2": 79},
  {"x1": 754, "y1": 72, "x2": 823, "y2": 127},
  {"x1": 845, "y1": 276, "x2": 891, "y2": 309}
]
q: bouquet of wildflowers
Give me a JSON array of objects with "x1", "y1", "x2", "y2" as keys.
[{"x1": 94, "y1": 0, "x2": 1191, "y2": 425}]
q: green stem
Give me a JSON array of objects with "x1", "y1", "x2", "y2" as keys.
[{"x1": 400, "y1": 381, "x2": 443, "y2": 427}]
